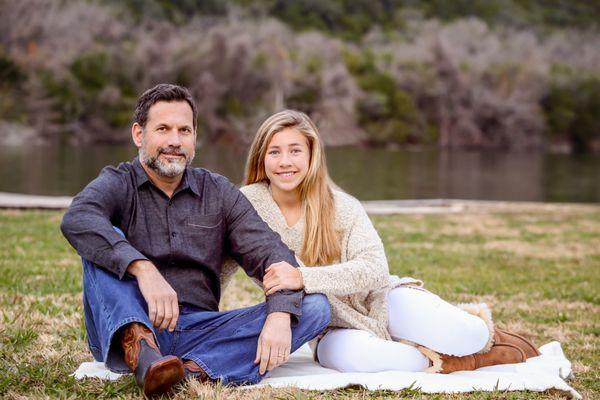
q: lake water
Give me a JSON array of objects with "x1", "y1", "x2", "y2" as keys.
[{"x1": 0, "y1": 143, "x2": 598, "y2": 202}]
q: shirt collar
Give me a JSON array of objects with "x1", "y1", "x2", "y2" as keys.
[
  {"x1": 132, "y1": 157, "x2": 150, "y2": 188},
  {"x1": 181, "y1": 167, "x2": 202, "y2": 197},
  {"x1": 132, "y1": 157, "x2": 201, "y2": 197}
]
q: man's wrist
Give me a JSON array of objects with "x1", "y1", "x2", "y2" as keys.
[
  {"x1": 127, "y1": 259, "x2": 154, "y2": 277},
  {"x1": 266, "y1": 311, "x2": 291, "y2": 322}
]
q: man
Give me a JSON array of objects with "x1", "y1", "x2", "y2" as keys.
[{"x1": 61, "y1": 84, "x2": 331, "y2": 396}]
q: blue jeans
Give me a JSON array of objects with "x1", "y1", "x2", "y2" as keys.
[{"x1": 82, "y1": 259, "x2": 330, "y2": 385}]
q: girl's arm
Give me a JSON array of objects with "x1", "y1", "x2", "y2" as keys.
[{"x1": 299, "y1": 198, "x2": 389, "y2": 297}]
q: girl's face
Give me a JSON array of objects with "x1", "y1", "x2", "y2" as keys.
[{"x1": 264, "y1": 128, "x2": 311, "y2": 195}]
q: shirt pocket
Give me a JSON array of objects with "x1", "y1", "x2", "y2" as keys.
[
  {"x1": 183, "y1": 214, "x2": 225, "y2": 259},
  {"x1": 187, "y1": 214, "x2": 222, "y2": 229}
]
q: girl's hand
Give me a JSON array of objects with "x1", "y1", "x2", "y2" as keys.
[{"x1": 263, "y1": 261, "x2": 304, "y2": 295}]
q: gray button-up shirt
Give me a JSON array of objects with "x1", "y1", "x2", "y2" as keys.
[{"x1": 61, "y1": 158, "x2": 303, "y2": 318}]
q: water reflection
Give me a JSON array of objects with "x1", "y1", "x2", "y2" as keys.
[
  {"x1": 327, "y1": 148, "x2": 547, "y2": 201},
  {"x1": 0, "y1": 143, "x2": 597, "y2": 202}
]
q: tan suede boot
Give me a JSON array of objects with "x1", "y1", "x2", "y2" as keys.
[
  {"x1": 439, "y1": 343, "x2": 526, "y2": 374},
  {"x1": 494, "y1": 328, "x2": 540, "y2": 358}
]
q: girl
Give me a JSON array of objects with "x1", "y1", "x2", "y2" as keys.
[{"x1": 221, "y1": 110, "x2": 539, "y2": 373}]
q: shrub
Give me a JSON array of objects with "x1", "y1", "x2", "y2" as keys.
[
  {"x1": 344, "y1": 49, "x2": 423, "y2": 145},
  {"x1": 0, "y1": 53, "x2": 27, "y2": 122},
  {"x1": 543, "y1": 77, "x2": 600, "y2": 152}
]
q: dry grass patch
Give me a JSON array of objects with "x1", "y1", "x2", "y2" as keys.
[
  {"x1": 438, "y1": 214, "x2": 520, "y2": 237},
  {"x1": 483, "y1": 240, "x2": 599, "y2": 259},
  {"x1": 0, "y1": 293, "x2": 86, "y2": 363}
]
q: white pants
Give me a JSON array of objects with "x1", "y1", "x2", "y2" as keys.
[{"x1": 316, "y1": 287, "x2": 490, "y2": 372}]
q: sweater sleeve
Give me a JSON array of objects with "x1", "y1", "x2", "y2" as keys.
[{"x1": 298, "y1": 198, "x2": 389, "y2": 296}]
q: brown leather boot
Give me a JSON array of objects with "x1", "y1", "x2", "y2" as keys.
[
  {"x1": 121, "y1": 323, "x2": 184, "y2": 396},
  {"x1": 494, "y1": 328, "x2": 540, "y2": 358},
  {"x1": 439, "y1": 343, "x2": 526, "y2": 374},
  {"x1": 182, "y1": 360, "x2": 210, "y2": 382}
]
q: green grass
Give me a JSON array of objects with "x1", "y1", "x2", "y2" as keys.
[{"x1": 0, "y1": 206, "x2": 598, "y2": 399}]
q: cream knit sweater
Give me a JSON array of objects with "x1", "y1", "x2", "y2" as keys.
[{"x1": 220, "y1": 182, "x2": 420, "y2": 340}]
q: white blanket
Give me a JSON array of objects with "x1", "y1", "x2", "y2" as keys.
[{"x1": 72, "y1": 341, "x2": 580, "y2": 398}]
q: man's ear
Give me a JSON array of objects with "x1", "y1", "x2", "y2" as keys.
[{"x1": 132, "y1": 123, "x2": 143, "y2": 147}]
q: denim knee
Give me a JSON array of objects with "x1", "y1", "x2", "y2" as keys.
[{"x1": 302, "y1": 293, "x2": 331, "y2": 329}]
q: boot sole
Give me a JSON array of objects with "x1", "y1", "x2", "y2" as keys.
[{"x1": 143, "y1": 356, "x2": 185, "y2": 397}]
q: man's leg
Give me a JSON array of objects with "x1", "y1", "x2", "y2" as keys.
[
  {"x1": 82, "y1": 258, "x2": 155, "y2": 372},
  {"x1": 82, "y1": 259, "x2": 184, "y2": 395},
  {"x1": 174, "y1": 293, "x2": 330, "y2": 385}
]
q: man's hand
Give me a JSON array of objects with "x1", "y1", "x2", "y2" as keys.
[
  {"x1": 127, "y1": 260, "x2": 179, "y2": 332},
  {"x1": 263, "y1": 262, "x2": 303, "y2": 296},
  {"x1": 254, "y1": 312, "x2": 291, "y2": 375}
]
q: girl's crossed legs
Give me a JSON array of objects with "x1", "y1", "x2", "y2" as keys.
[{"x1": 317, "y1": 286, "x2": 490, "y2": 372}]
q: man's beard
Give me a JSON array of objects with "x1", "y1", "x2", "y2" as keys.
[{"x1": 140, "y1": 140, "x2": 194, "y2": 178}]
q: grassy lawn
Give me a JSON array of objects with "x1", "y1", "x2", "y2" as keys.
[{"x1": 1, "y1": 204, "x2": 598, "y2": 399}]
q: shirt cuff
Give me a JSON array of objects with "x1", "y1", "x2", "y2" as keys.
[
  {"x1": 111, "y1": 242, "x2": 149, "y2": 279},
  {"x1": 266, "y1": 289, "x2": 304, "y2": 326}
]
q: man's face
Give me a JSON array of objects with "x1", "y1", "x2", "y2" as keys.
[{"x1": 134, "y1": 101, "x2": 196, "y2": 178}]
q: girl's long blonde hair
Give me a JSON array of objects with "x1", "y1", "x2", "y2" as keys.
[{"x1": 245, "y1": 110, "x2": 341, "y2": 266}]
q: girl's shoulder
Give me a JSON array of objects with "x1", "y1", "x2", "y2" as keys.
[
  {"x1": 239, "y1": 181, "x2": 270, "y2": 203},
  {"x1": 332, "y1": 190, "x2": 365, "y2": 226},
  {"x1": 238, "y1": 182, "x2": 276, "y2": 221},
  {"x1": 333, "y1": 189, "x2": 361, "y2": 209}
]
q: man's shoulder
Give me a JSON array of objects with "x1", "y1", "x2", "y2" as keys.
[
  {"x1": 69, "y1": 161, "x2": 136, "y2": 208},
  {"x1": 101, "y1": 161, "x2": 135, "y2": 175},
  {"x1": 188, "y1": 166, "x2": 228, "y2": 184},
  {"x1": 186, "y1": 167, "x2": 240, "y2": 196},
  {"x1": 86, "y1": 161, "x2": 135, "y2": 189}
]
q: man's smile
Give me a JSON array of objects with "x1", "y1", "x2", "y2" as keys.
[{"x1": 159, "y1": 152, "x2": 186, "y2": 162}]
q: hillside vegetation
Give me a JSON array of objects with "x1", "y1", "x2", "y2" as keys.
[{"x1": 0, "y1": 0, "x2": 599, "y2": 151}]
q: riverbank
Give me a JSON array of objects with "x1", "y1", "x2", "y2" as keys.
[{"x1": 1, "y1": 191, "x2": 598, "y2": 215}]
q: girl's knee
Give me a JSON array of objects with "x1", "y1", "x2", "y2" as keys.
[
  {"x1": 444, "y1": 314, "x2": 491, "y2": 356},
  {"x1": 464, "y1": 315, "x2": 491, "y2": 353}
]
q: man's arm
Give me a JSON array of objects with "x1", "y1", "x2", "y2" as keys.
[
  {"x1": 61, "y1": 166, "x2": 179, "y2": 331},
  {"x1": 219, "y1": 178, "x2": 304, "y2": 374},
  {"x1": 60, "y1": 166, "x2": 148, "y2": 278},
  {"x1": 220, "y1": 179, "x2": 304, "y2": 319}
]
